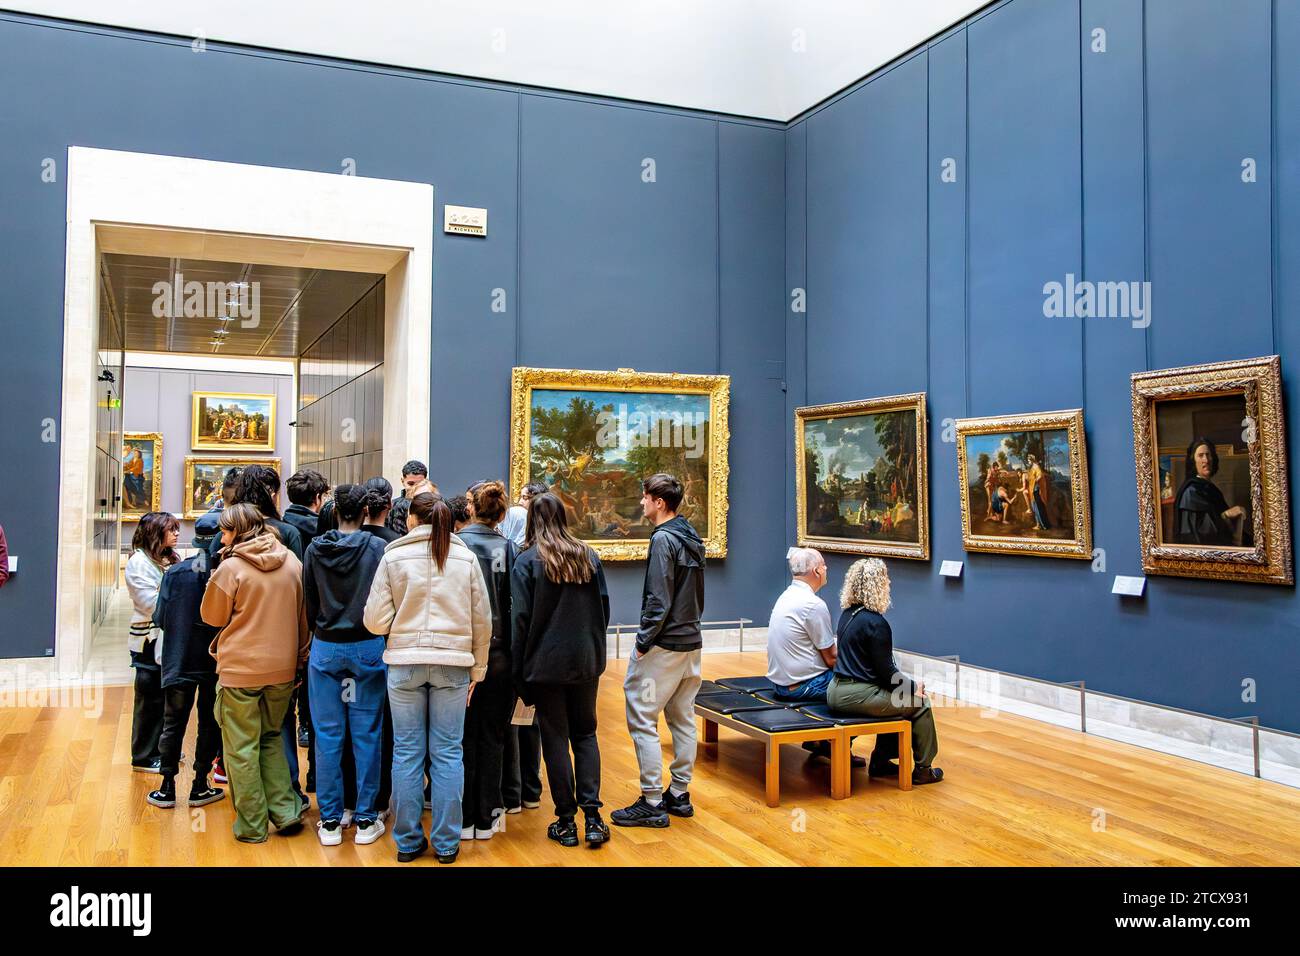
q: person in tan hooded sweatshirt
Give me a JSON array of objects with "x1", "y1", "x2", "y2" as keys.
[{"x1": 201, "y1": 503, "x2": 311, "y2": 843}]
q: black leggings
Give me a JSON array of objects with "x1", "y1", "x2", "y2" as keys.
[
  {"x1": 158, "y1": 678, "x2": 222, "y2": 782},
  {"x1": 532, "y1": 679, "x2": 602, "y2": 818}
]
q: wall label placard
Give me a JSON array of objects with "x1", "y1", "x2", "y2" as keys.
[
  {"x1": 940, "y1": 560, "x2": 963, "y2": 578},
  {"x1": 1112, "y1": 575, "x2": 1146, "y2": 597},
  {"x1": 444, "y1": 204, "x2": 487, "y2": 236}
]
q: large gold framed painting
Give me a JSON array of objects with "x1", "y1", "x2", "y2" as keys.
[
  {"x1": 795, "y1": 393, "x2": 929, "y2": 559},
  {"x1": 122, "y1": 432, "x2": 163, "y2": 519},
  {"x1": 955, "y1": 409, "x2": 1092, "y2": 560},
  {"x1": 192, "y1": 391, "x2": 275, "y2": 452},
  {"x1": 1131, "y1": 355, "x2": 1292, "y2": 585},
  {"x1": 509, "y1": 367, "x2": 730, "y2": 560}
]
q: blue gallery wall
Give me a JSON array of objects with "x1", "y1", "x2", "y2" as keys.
[
  {"x1": 786, "y1": 0, "x2": 1300, "y2": 731},
  {"x1": 0, "y1": 13, "x2": 787, "y2": 655}
]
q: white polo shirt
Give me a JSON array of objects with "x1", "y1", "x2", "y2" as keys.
[{"x1": 765, "y1": 579, "x2": 835, "y2": 688}]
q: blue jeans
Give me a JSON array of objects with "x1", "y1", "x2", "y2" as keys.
[
  {"x1": 309, "y1": 636, "x2": 387, "y2": 823},
  {"x1": 387, "y1": 663, "x2": 471, "y2": 855},
  {"x1": 770, "y1": 667, "x2": 833, "y2": 703},
  {"x1": 280, "y1": 703, "x2": 300, "y2": 792}
]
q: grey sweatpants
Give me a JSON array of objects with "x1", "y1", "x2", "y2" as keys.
[{"x1": 623, "y1": 645, "x2": 702, "y2": 801}]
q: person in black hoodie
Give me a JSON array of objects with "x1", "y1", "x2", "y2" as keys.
[
  {"x1": 612, "y1": 473, "x2": 705, "y2": 829},
  {"x1": 284, "y1": 469, "x2": 328, "y2": 766},
  {"x1": 303, "y1": 483, "x2": 389, "y2": 846},
  {"x1": 511, "y1": 493, "x2": 611, "y2": 848},
  {"x1": 457, "y1": 481, "x2": 518, "y2": 841},
  {"x1": 361, "y1": 477, "x2": 402, "y2": 544},
  {"x1": 145, "y1": 553, "x2": 225, "y2": 809}
]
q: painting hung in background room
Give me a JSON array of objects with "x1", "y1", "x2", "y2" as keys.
[
  {"x1": 509, "y1": 366, "x2": 730, "y2": 560},
  {"x1": 183, "y1": 457, "x2": 280, "y2": 519},
  {"x1": 955, "y1": 409, "x2": 1092, "y2": 560},
  {"x1": 121, "y1": 432, "x2": 162, "y2": 519},
  {"x1": 795, "y1": 393, "x2": 929, "y2": 559},
  {"x1": 191, "y1": 391, "x2": 275, "y2": 452},
  {"x1": 1132, "y1": 356, "x2": 1292, "y2": 585}
]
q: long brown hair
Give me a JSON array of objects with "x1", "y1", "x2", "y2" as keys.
[
  {"x1": 218, "y1": 502, "x2": 269, "y2": 558},
  {"x1": 526, "y1": 493, "x2": 593, "y2": 584},
  {"x1": 131, "y1": 512, "x2": 180, "y2": 567},
  {"x1": 409, "y1": 492, "x2": 452, "y2": 572}
]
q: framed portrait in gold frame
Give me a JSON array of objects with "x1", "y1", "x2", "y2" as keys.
[
  {"x1": 955, "y1": 409, "x2": 1092, "y2": 560},
  {"x1": 191, "y1": 391, "x2": 275, "y2": 452},
  {"x1": 794, "y1": 393, "x2": 929, "y2": 559},
  {"x1": 1131, "y1": 355, "x2": 1291, "y2": 585},
  {"x1": 183, "y1": 457, "x2": 280, "y2": 519},
  {"x1": 122, "y1": 432, "x2": 162, "y2": 520},
  {"x1": 509, "y1": 366, "x2": 730, "y2": 561}
]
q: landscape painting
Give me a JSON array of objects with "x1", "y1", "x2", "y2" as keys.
[
  {"x1": 795, "y1": 393, "x2": 929, "y2": 559},
  {"x1": 955, "y1": 409, "x2": 1092, "y2": 559},
  {"x1": 122, "y1": 432, "x2": 162, "y2": 519},
  {"x1": 192, "y1": 391, "x2": 275, "y2": 452},
  {"x1": 510, "y1": 367, "x2": 730, "y2": 560}
]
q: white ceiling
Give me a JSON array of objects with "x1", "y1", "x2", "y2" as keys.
[{"x1": 14, "y1": 0, "x2": 989, "y2": 120}]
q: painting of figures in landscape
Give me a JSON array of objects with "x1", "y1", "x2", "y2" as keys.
[
  {"x1": 122, "y1": 432, "x2": 162, "y2": 519},
  {"x1": 192, "y1": 392, "x2": 275, "y2": 452},
  {"x1": 510, "y1": 367, "x2": 730, "y2": 560},
  {"x1": 955, "y1": 409, "x2": 1091, "y2": 559},
  {"x1": 184, "y1": 457, "x2": 280, "y2": 519},
  {"x1": 795, "y1": 393, "x2": 928, "y2": 559}
]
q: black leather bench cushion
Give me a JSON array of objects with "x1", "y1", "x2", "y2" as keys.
[
  {"x1": 695, "y1": 691, "x2": 780, "y2": 715},
  {"x1": 716, "y1": 675, "x2": 777, "y2": 694},
  {"x1": 798, "y1": 703, "x2": 903, "y2": 727},
  {"x1": 697, "y1": 680, "x2": 727, "y2": 696},
  {"x1": 733, "y1": 707, "x2": 833, "y2": 733}
]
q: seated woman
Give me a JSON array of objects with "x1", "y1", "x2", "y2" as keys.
[{"x1": 826, "y1": 557, "x2": 943, "y2": 785}]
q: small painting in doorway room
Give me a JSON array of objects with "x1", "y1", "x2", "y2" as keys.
[
  {"x1": 184, "y1": 457, "x2": 280, "y2": 519},
  {"x1": 795, "y1": 393, "x2": 929, "y2": 559},
  {"x1": 122, "y1": 432, "x2": 162, "y2": 519},
  {"x1": 955, "y1": 409, "x2": 1092, "y2": 560},
  {"x1": 192, "y1": 391, "x2": 275, "y2": 452}
]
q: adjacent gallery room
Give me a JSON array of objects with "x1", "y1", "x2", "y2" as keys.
[{"x1": 0, "y1": 0, "x2": 1295, "y2": 934}]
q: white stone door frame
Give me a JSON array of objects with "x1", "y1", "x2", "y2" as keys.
[{"x1": 55, "y1": 146, "x2": 433, "y2": 675}]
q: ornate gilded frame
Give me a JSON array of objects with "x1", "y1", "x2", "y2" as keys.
[
  {"x1": 794, "y1": 392, "x2": 929, "y2": 560},
  {"x1": 509, "y1": 366, "x2": 730, "y2": 561},
  {"x1": 121, "y1": 431, "x2": 163, "y2": 520},
  {"x1": 183, "y1": 456, "x2": 281, "y2": 519},
  {"x1": 191, "y1": 391, "x2": 276, "y2": 452},
  {"x1": 1131, "y1": 355, "x2": 1292, "y2": 585},
  {"x1": 955, "y1": 409, "x2": 1092, "y2": 560}
]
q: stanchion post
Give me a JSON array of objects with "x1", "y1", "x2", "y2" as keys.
[{"x1": 614, "y1": 624, "x2": 621, "y2": 659}]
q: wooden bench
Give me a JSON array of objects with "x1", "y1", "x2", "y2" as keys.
[{"x1": 695, "y1": 700, "x2": 912, "y2": 807}]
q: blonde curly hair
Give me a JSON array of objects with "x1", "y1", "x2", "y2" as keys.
[{"x1": 839, "y1": 557, "x2": 891, "y2": 613}]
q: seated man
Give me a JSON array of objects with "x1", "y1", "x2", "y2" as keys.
[{"x1": 766, "y1": 547, "x2": 862, "y2": 764}]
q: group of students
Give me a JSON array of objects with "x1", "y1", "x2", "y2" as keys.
[{"x1": 124, "y1": 461, "x2": 707, "y2": 862}]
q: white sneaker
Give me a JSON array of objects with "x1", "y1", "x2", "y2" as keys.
[
  {"x1": 460, "y1": 824, "x2": 476, "y2": 840},
  {"x1": 522, "y1": 800, "x2": 541, "y2": 809},
  {"x1": 501, "y1": 805, "x2": 523, "y2": 816},
  {"x1": 317, "y1": 820, "x2": 343, "y2": 846},
  {"x1": 354, "y1": 817, "x2": 385, "y2": 845},
  {"x1": 340, "y1": 809, "x2": 354, "y2": 828}
]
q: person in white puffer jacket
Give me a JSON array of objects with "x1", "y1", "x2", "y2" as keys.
[
  {"x1": 124, "y1": 512, "x2": 180, "y2": 773},
  {"x1": 363, "y1": 492, "x2": 491, "y2": 865}
]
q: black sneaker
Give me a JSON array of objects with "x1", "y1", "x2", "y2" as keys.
[
  {"x1": 610, "y1": 796, "x2": 669, "y2": 828},
  {"x1": 397, "y1": 837, "x2": 428, "y2": 863},
  {"x1": 146, "y1": 786, "x2": 176, "y2": 808},
  {"x1": 188, "y1": 786, "x2": 225, "y2": 807},
  {"x1": 547, "y1": 818, "x2": 579, "y2": 847},
  {"x1": 868, "y1": 758, "x2": 900, "y2": 779},
  {"x1": 913, "y1": 766, "x2": 945, "y2": 786},
  {"x1": 584, "y1": 812, "x2": 610, "y2": 846},
  {"x1": 132, "y1": 757, "x2": 162, "y2": 774},
  {"x1": 661, "y1": 788, "x2": 695, "y2": 818},
  {"x1": 297, "y1": 725, "x2": 310, "y2": 748},
  {"x1": 435, "y1": 847, "x2": 459, "y2": 864}
]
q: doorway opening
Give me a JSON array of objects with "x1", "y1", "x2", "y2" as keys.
[{"x1": 55, "y1": 147, "x2": 433, "y2": 678}]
